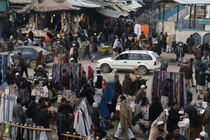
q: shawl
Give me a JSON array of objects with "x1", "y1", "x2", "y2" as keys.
[
  {"x1": 99, "y1": 82, "x2": 114, "y2": 118},
  {"x1": 120, "y1": 101, "x2": 132, "y2": 133}
]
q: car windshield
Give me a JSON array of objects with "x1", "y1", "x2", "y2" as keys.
[{"x1": 151, "y1": 52, "x2": 160, "y2": 59}]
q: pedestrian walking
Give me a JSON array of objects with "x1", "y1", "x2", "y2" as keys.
[
  {"x1": 91, "y1": 43, "x2": 99, "y2": 62},
  {"x1": 186, "y1": 35, "x2": 195, "y2": 54},
  {"x1": 114, "y1": 96, "x2": 136, "y2": 140},
  {"x1": 82, "y1": 37, "x2": 91, "y2": 60},
  {"x1": 175, "y1": 42, "x2": 185, "y2": 66},
  {"x1": 55, "y1": 40, "x2": 65, "y2": 64},
  {"x1": 179, "y1": 60, "x2": 193, "y2": 90},
  {"x1": 18, "y1": 52, "x2": 28, "y2": 77},
  {"x1": 194, "y1": 46, "x2": 203, "y2": 68},
  {"x1": 36, "y1": 50, "x2": 43, "y2": 68}
]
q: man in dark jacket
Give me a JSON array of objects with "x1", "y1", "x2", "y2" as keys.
[
  {"x1": 56, "y1": 105, "x2": 75, "y2": 140},
  {"x1": 35, "y1": 104, "x2": 50, "y2": 128},
  {"x1": 94, "y1": 70, "x2": 103, "y2": 103},
  {"x1": 184, "y1": 101, "x2": 199, "y2": 140},
  {"x1": 79, "y1": 71, "x2": 87, "y2": 91},
  {"x1": 27, "y1": 96, "x2": 37, "y2": 122},
  {"x1": 18, "y1": 53, "x2": 28, "y2": 77},
  {"x1": 186, "y1": 35, "x2": 195, "y2": 54},
  {"x1": 149, "y1": 97, "x2": 163, "y2": 124},
  {"x1": 13, "y1": 97, "x2": 25, "y2": 124},
  {"x1": 61, "y1": 69, "x2": 69, "y2": 89},
  {"x1": 179, "y1": 60, "x2": 193, "y2": 90},
  {"x1": 167, "y1": 102, "x2": 181, "y2": 132},
  {"x1": 197, "y1": 67, "x2": 206, "y2": 100}
]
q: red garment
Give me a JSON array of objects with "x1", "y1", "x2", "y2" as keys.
[{"x1": 87, "y1": 66, "x2": 94, "y2": 79}]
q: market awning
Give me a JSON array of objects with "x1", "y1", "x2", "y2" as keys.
[
  {"x1": 9, "y1": 0, "x2": 31, "y2": 4},
  {"x1": 13, "y1": 4, "x2": 31, "y2": 13},
  {"x1": 131, "y1": 0, "x2": 142, "y2": 8},
  {"x1": 97, "y1": 6, "x2": 128, "y2": 18},
  {"x1": 112, "y1": 4, "x2": 129, "y2": 16},
  {"x1": 115, "y1": 3, "x2": 131, "y2": 12},
  {"x1": 172, "y1": 0, "x2": 210, "y2": 4},
  {"x1": 67, "y1": 0, "x2": 101, "y2": 8},
  {"x1": 32, "y1": 0, "x2": 80, "y2": 12}
]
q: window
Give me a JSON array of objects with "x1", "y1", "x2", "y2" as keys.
[
  {"x1": 128, "y1": 53, "x2": 140, "y2": 60},
  {"x1": 116, "y1": 53, "x2": 128, "y2": 60},
  {"x1": 22, "y1": 49, "x2": 33, "y2": 55},
  {"x1": 140, "y1": 54, "x2": 152, "y2": 60},
  {"x1": 11, "y1": 49, "x2": 22, "y2": 55}
]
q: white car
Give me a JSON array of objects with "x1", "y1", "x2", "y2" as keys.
[{"x1": 96, "y1": 50, "x2": 161, "y2": 75}]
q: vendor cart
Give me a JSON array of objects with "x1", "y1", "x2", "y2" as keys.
[{"x1": 99, "y1": 44, "x2": 112, "y2": 55}]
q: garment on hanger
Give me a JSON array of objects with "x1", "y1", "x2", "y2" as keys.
[
  {"x1": 152, "y1": 71, "x2": 187, "y2": 107},
  {"x1": 0, "y1": 92, "x2": 5, "y2": 123},
  {"x1": 74, "y1": 99, "x2": 92, "y2": 136}
]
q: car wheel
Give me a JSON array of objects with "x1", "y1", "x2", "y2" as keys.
[
  {"x1": 138, "y1": 66, "x2": 148, "y2": 75},
  {"x1": 30, "y1": 60, "x2": 36, "y2": 69},
  {"x1": 100, "y1": 64, "x2": 111, "y2": 73}
]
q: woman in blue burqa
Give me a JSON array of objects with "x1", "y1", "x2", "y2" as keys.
[{"x1": 99, "y1": 81, "x2": 114, "y2": 119}]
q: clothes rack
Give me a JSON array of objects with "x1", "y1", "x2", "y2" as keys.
[{"x1": 1, "y1": 122, "x2": 52, "y2": 140}]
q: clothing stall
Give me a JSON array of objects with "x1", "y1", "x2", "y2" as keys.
[
  {"x1": 52, "y1": 63, "x2": 83, "y2": 91},
  {"x1": 0, "y1": 55, "x2": 8, "y2": 85},
  {"x1": 73, "y1": 98, "x2": 92, "y2": 136},
  {"x1": 152, "y1": 71, "x2": 187, "y2": 107},
  {"x1": 0, "y1": 86, "x2": 18, "y2": 123}
]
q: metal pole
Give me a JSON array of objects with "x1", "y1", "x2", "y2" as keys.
[
  {"x1": 177, "y1": 5, "x2": 179, "y2": 23},
  {"x1": 204, "y1": 4, "x2": 207, "y2": 18},
  {"x1": 194, "y1": 4, "x2": 196, "y2": 29},
  {"x1": 189, "y1": 5, "x2": 192, "y2": 29},
  {"x1": 159, "y1": 4, "x2": 161, "y2": 20},
  {"x1": 162, "y1": 4, "x2": 165, "y2": 33}
]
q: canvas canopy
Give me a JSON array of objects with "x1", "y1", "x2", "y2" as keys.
[{"x1": 31, "y1": 0, "x2": 80, "y2": 12}]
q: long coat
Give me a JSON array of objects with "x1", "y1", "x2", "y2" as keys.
[
  {"x1": 120, "y1": 101, "x2": 132, "y2": 133},
  {"x1": 36, "y1": 51, "x2": 42, "y2": 67}
]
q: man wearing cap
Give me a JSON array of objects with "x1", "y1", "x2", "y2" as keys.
[
  {"x1": 148, "y1": 121, "x2": 167, "y2": 140},
  {"x1": 179, "y1": 59, "x2": 193, "y2": 90},
  {"x1": 199, "y1": 131, "x2": 209, "y2": 140},
  {"x1": 55, "y1": 40, "x2": 65, "y2": 64},
  {"x1": 135, "y1": 85, "x2": 146, "y2": 103}
]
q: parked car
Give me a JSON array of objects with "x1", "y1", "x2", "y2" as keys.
[
  {"x1": 10, "y1": 46, "x2": 54, "y2": 69},
  {"x1": 96, "y1": 50, "x2": 161, "y2": 75}
]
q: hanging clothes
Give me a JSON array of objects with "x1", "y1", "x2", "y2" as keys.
[
  {"x1": 52, "y1": 63, "x2": 82, "y2": 90},
  {"x1": 74, "y1": 99, "x2": 92, "y2": 136},
  {"x1": 0, "y1": 92, "x2": 5, "y2": 123},
  {"x1": 152, "y1": 71, "x2": 187, "y2": 107}
]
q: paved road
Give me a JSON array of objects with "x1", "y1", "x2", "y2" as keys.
[{"x1": 27, "y1": 51, "x2": 197, "y2": 102}]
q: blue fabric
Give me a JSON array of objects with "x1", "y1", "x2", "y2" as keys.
[
  {"x1": 99, "y1": 82, "x2": 114, "y2": 118},
  {"x1": 11, "y1": 126, "x2": 16, "y2": 140}
]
